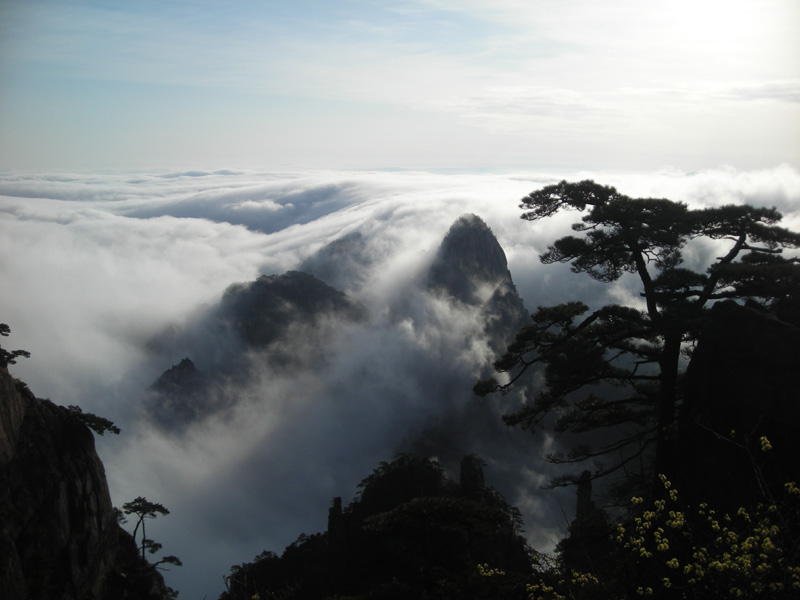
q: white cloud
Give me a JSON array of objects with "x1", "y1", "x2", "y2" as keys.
[{"x1": 2, "y1": 166, "x2": 799, "y2": 597}]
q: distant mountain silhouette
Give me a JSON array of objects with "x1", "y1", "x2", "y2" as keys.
[
  {"x1": 145, "y1": 272, "x2": 366, "y2": 429},
  {"x1": 145, "y1": 357, "x2": 217, "y2": 429}
]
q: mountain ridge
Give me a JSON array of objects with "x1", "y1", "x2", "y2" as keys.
[{"x1": 144, "y1": 214, "x2": 530, "y2": 432}]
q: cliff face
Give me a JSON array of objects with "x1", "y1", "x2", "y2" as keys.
[{"x1": 0, "y1": 365, "x2": 172, "y2": 600}]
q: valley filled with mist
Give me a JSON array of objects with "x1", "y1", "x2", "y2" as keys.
[{"x1": 2, "y1": 166, "x2": 800, "y2": 598}]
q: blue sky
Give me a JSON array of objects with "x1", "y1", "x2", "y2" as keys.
[{"x1": 1, "y1": 0, "x2": 798, "y2": 171}]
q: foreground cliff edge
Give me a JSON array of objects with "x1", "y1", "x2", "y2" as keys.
[{"x1": 0, "y1": 334, "x2": 176, "y2": 600}]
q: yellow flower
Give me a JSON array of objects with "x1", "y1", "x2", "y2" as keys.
[{"x1": 760, "y1": 436, "x2": 773, "y2": 452}]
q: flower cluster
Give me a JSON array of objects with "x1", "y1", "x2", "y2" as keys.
[
  {"x1": 524, "y1": 569, "x2": 600, "y2": 600},
  {"x1": 517, "y1": 471, "x2": 799, "y2": 599},
  {"x1": 477, "y1": 563, "x2": 506, "y2": 577},
  {"x1": 622, "y1": 473, "x2": 800, "y2": 598}
]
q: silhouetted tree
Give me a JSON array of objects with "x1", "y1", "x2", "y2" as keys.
[
  {"x1": 0, "y1": 323, "x2": 30, "y2": 367},
  {"x1": 121, "y1": 496, "x2": 182, "y2": 568},
  {"x1": 476, "y1": 180, "x2": 800, "y2": 490},
  {"x1": 66, "y1": 404, "x2": 121, "y2": 435}
]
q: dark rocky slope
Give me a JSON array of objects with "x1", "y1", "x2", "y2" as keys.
[
  {"x1": 220, "y1": 455, "x2": 531, "y2": 600},
  {"x1": 676, "y1": 300, "x2": 800, "y2": 509},
  {"x1": 300, "y1": 230, "x2": 376, "y2": 293},
  {"x1": 218, "y1": 270, "x2": 366, "y2": 349},
  {"x1": 0, "y1": 363, "x2": 172, "y2": 600}
]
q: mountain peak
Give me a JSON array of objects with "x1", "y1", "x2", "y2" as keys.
[
  {"x1": 220, "y1": 271, "x2": 366, "y2": 347},
  {"x1": 427, "y1": 214, "x2": 513, "y2": 304}
]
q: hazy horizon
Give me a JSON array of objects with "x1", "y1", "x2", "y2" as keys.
[{"x1": 1, "y1": 0, "x2": 798, "y2": 172}]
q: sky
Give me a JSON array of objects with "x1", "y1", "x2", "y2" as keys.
[{"x1": 1, "y1": 0, "x2": 798, "y2": 172}]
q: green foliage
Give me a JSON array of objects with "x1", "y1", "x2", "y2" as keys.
[{"x1": 66, "y1": 404, "x2": 121, "y2": 435}]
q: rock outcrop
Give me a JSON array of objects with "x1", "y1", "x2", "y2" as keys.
[
  {"x1": 0, "y1": 364, "x2": 172, "y2": 600},
  {"x1": 428, "y1": 214, "x2": 516, "y2": 303}
]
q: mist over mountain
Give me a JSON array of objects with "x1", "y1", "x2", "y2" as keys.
[
  {"x1": 300, "y1": 231, "x2": 376, "y2": 293},
  {"x1": 2, "y1": 167, "x2": 799, "y2": 598},
  {"x1": 220, "y1": 271, "x2": 366, "y2": 348},
  {"x1": 145, "y1": 271, "x2": 367, "y2": 429},
  {"x1": 144, "y1": 213, "x2": 530, "y2": 457}
]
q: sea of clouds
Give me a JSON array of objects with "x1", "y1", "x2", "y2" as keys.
[{"x1": 1, "y1": 165, "x2": 798, "y2": 598}]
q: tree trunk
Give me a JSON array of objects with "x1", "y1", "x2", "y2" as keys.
[{"x1": 655, "y1": 331, "x2": 681, "y2": 479}]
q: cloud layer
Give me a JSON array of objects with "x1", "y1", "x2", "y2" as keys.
[{"x1": 2, "y1": 166, "x2": 799, "y2": 597}]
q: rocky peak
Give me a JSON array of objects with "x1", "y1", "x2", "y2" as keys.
[
  {"x1": 151, "y1": 358, "x2": 202, "y2": 391},
  {"x1": 145, "y1": 357, "x2": 215, "y2": 430},
  {"x1": 427, "y1": 214, "x2": 529, "y2": 352},
  {"x1": 427, "y1": 214, "x2": 514, "y2": 304},
  {"x1": 145, "y1": 271, "x2": 367, "y2": 430}
]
